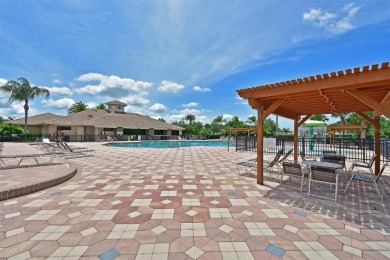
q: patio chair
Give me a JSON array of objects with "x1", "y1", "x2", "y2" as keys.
[
  {"x1": 300, "y1": 151, "x2": 317, "y2": 161},
  {"x1": 344, "y1": 161, "x2": 388, "y2": 198},
  {"x1": 277, "y1": 149, "x2": 293, "y2": 164},
  {"x1": 280, "y1": 162, "x2": 306, "y2": 191},
  {"x1": 348, "y1": 154, "x2": 376, "y2": 175},
  {"x1": 308, "y1": 165, "x2": 339, "y2": 201}
]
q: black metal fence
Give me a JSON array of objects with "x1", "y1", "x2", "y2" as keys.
[{"x1": 236, "y1": 136, "x2": 390, "y2": 163}]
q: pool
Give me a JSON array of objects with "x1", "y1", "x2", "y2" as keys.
[{"x1": 106, "y1": 140, "x2": 231, "y2": 148}]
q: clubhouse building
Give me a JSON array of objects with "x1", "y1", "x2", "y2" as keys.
[{"x1": 8, "y1": 100, "x2": 184, "y2": 141}]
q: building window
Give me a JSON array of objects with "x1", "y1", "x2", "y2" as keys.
[
  {"x1": 103, "y1": 128, "x2": 115, "y2": 131},
  {"x1": 57, "y1": 126, "x2": 71, "y2": 131}
]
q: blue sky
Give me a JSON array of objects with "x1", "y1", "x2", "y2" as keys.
[{"x1": 0, "y1": 0, "x2": 389, "y2": 129}]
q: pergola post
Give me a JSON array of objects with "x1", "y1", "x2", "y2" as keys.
[
  {"x1": 355, "y1": 112, "x2": 381, "y2": 175},
  {"x1": 257, "y1": 109, "x2": 264, "y2": 185},
  {"x1": 294, "y1": 119, "x2": 298, "y2": 162},
  {"x1": 374, "y1": 116, "x2": 381, "y2": 175}
]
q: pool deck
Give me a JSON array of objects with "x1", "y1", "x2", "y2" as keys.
[{"x1": 0, "y1": 142, "x2": 389, "y2": 259}]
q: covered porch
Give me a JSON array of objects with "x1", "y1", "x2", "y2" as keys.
[{"x1": 237, "y1": 62, "x2": 390, "y2": 185}]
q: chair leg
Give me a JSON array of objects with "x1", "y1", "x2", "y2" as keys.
[
  {"x1": 344, "y1": 174, "x2": 355, "y2": 193},
  {"x1": 307, "y1": 171, "x2": 312, "y2": 196},
  {"x1": 372, "y1": 181, "x2": 383, "y2": 198},
  {"x1": 300, "y1": 174, "x2": 305, "y2": 192}
]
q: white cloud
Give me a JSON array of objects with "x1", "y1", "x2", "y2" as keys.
[
  {"x1": 235, "y1": 95, "x2": 247, "y2": 105},
  {"x1": 52, "y1": 79, "x2": 62, "y2": 84},
  {"x1": 168, "y1": 114, "x2": 185, "y2": 122},
  {"x1": 45, "y1": 86, "x2": 73, "y2": 96},
  {"x1": 182, "y1": 102, "x2": 198, "y2": 108},
  {"x1": 121, "y1": 95, "x2": 150, "y2": 106},
  {"x1": 0, "y1": 77, "x2": 7, "y2": 86},
  {"x1": 86, "y1": 102, "x2": 99, "y2": 108},
  {"x1": 222, "y1": 114, "x2": 234, "y2": 121},
  {"x1": 195, "y1": 115, "x2": 209, "y2": 124},
  {"x1": 158, "y1": 80, "x2": 185, "y2": 93},
  {"x1": 150, "y1": 103, "x2": 167, "y2": 113},
  {"x1": 76, "y1": 73, "x2": 153, "y2": 97},
  {"x1": 303, "y1": 4, "x2": 359, "y2": 34},
  {"x1": 41, "y1": 98, "x2": 75, "y2": 109},
  {"x1": 193, "y1": 86, "x2": 211, "y2": 93}
]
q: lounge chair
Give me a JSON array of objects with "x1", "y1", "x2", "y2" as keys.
[
  {"x1": 280, "y1": 162, "x2": 306, "y2": 191},
  {"x1": 308, "y1": 165, "x2": 339, "y2": 201},
  {"x1": 238, "y1": 149, "x2": 284, "y2": 179},
  {"x1": 0, "y1": 153, "x2": 62, "y2": 170},
  {"x1": 344, "y1": 161, "x2": 388, "y2": 198},
  {"x1": 61, "y1": 141, "x2": 96, "y2": 158}
]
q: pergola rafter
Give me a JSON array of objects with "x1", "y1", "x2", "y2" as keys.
[{"x1": 237, "y1": 62, "x2": 390, "y2": 185}]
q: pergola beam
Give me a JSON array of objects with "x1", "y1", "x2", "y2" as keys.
[
  {"x1": 346, "y1": 89, "x2": 390, "y2": 118},
  {"x1": 238, "y1": 67, "x2": 390, "y2": 99},
  {"x1": 260, "y1": 98, "x2": 287, "y2": 121},
  {"x1": 381, "y1": 90, "x2": 390, "y2": 108}
]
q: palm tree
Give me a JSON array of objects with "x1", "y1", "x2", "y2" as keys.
[
  {"x1": 246, "y1": 115, "x2": 257, "y2": 126},
  {"x1": 0, "y1": 77, "x2": 50, "y2": 138},
  {"x1": 331, "y1": 113, "x2": 349, "y2": 138},
  {"x1": 68, "y1": 101, "x2": 88, "y2": 114},
  {"x1": 185, "y1": 114, "x2": 196, "y2": 125},
  {"x1": 95, "y1": 103, "x2": 107, "y2": 110},
  {"x1": 213, "y1": 115, "x2": 223, "y2": 124}
]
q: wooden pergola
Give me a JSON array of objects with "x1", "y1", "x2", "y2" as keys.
[
  {"x1": 237, "y1": 62, "x2": 390, "y2": 185},
  {"x1": 328, "y1": 125, "x2": 368, "y2": 147}
]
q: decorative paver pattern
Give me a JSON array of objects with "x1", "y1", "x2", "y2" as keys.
[{"x1": 0, "y1": 142, "x2": 389, "y2": 259}]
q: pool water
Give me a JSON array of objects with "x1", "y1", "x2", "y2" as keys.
[{"x1": 107, "y1": 140, "x2": 230, "y2": 148}]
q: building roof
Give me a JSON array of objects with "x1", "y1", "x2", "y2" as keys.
[
  {"x1": 14, "y1": 109, "x2": 184, "y2": 131},
  {"x1": 237, "y1": 62, "x2": 390, "y2": 119},
  {"x1": 7, "y1": 113, "x2": 63, "y2": 125},
  {"x1": 47, "y1": 109, "x2": 108, "y2": 126},
  {"x1": 82, "y1": 112, "x2": 184, "y2": 130},
  {"x1": 105, "y1": 100, "x2": 127, "y2": 106}
]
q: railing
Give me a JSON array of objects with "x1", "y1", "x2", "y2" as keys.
[{"x1": 236, "y1": 136, "x2": 390, "y2": 163}]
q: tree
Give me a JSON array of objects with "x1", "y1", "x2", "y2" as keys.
[
  {"x1": 246, "y1": 115, "x2": 257, "y2": 126},
  {"x1": 0, "y1": 77, "x2": 50, "y2": 137},
  {"x1": 331, "y1": 113, "x2": 350, "y2": 138},
  {"x1": 96, "y1": 103, "x2": 107, "y2": 110},
  {"x1": 263, "y1": 118, "x2": 276, "y2": 136},
  {"x1": 226, "y1": 116, "x2": 244, "y2": 129},
  {"x1": 184, "y1": 114, "x2": 196, "y2": 125},
  {"x1": 213, "y1": 115, "x2": 223, "y2": 124},
  {"x1": 0, "y1": 124, "x2": 24, "y2": 135},
  {"x1": 0, "y1": 116, "x2": 3, "y2": 124},
  {"x1": 310, "y1": 114, "x2": 329, "y2": 122},
  {"x1": 68, "y1": 101, "x2": 88, "y2": 114},
  {"x1": 158, "y1": 118, "x2": 166, "y2": 122}
]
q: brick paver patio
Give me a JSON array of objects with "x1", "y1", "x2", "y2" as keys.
[{"x1": 0, "y1": 142, "x2": 389, "y2": 259}]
